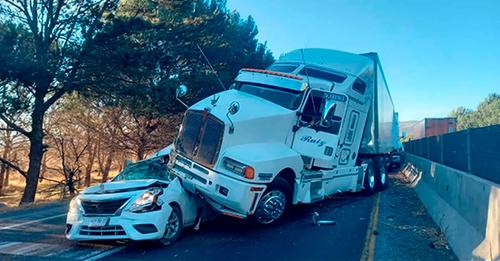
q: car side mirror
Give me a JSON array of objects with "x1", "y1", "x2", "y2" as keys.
[{"x1": 124, "y1": 159, "x2": 133, "y2": 167}]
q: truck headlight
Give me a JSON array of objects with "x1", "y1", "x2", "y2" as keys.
[
  {"x1": 69, "y1": 196, "x2": 82, "y2": 214},
  {"x1": 223, "y1": 158, "x2": 255, "y2": 179},
  {"x1": 128, "y1": 187, "x2": 163, "y2": 213}
]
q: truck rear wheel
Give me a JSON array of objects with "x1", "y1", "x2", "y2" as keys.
[
  {"x1": 362, "y1": 159, "x2": 376, "y2": 195},
  {"x1": 375, "y1": 157, "x2": 388, "y2": 191},
  {"x1": 253, "y1": 177, "x2": 291, "y2": 225}
]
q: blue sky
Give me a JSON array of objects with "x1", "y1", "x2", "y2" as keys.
[{"x1": 227, "y1": 0, "x2": 500, "y2": 121}]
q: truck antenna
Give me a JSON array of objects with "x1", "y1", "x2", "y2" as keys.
[
  {"x1": 197, "y1": 44, "x2": 226, "y2": 91},
  {"x1": 300, "y1": 48, "x2": 318, "y2": 118},
  {"x1": 300, "y1": 48, "x2": 311, "y2": 87}
]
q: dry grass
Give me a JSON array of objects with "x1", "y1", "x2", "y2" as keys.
[{"x1": 0, "y1": 170, "x2": 119, "y2": 209}]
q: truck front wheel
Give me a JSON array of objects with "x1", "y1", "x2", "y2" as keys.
[{"x1": 253, "y1": 177, "x2": 291, "y2": 225}]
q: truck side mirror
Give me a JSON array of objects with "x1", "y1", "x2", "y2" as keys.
[
  {"x1": 226, "y1": 101, "x2": 240, "y2": 134},
  {"x1": 176, "y1": 84, "x2": 188, "y2": 98},
  {"x1": 176, "y1": 84, "x2": 189, "y2": 108}
]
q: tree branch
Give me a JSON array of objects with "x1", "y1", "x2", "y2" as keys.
[
  {"x1": 42, "y1": 87, "x2": 67, "y2": 111},
  {"x1": 0, "y1": 114, "x2": 30, "y2": 137},
  {"x1": 0, "y1": 156, "x2": 27, "y2": 178}
]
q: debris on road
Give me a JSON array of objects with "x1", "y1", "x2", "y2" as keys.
[
  {"x1": 374, "y1": 171, "x2": 457, "y2": 261},
  {"x1": 311, "y1": 212, "x2": 336, "y2": 226}
]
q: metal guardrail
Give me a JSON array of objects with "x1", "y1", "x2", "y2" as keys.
[{"x1": 403, "y1": 124, "x2": 500, "y2": 184}]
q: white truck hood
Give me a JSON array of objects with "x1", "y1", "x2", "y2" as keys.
[{"x1": 190, "y1": 89, "x2": 297, "y2": 145}]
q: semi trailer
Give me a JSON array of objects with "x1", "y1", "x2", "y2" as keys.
[{"x1": 168, "y1": 48, "x2": 400, "y2": 225}]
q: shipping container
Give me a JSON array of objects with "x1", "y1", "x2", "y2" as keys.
[{"x1": 425, "y1": 118, "x2": 457, "y2": 137}]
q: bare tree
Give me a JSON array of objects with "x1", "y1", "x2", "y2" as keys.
[
  {"x1": 0, "y1": 0, "x2": 117, "y2": 204},
  {"x1": 114, "y1": 112, "x2": 180, "y2": 161},
  {"x1": 0, "y1": 129, "x2": 13, "y2": 195}
]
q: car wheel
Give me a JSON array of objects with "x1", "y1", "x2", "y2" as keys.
[
  {"x1": 253, "y1": 177, "x2": 291, "y2": 225},
  {"x1": 160, "y1": 204, "x2": 183, "y2": 246},
  {"x1": 363, "y1": 159, "x2": 376, "y2": 195},
  {"x1": 375, "y1": 157, "x2": 388, "y2": 191}
]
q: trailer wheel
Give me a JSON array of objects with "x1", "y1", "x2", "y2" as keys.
[
  {"x1": 160, "y1": 204, "x2": 183, "y2": 246},
  {"x1": 362, "y1": 159, "x2": 376, "y2": 195},
  {"x1": 253, "y1": 177, "x2": 291, "y2": 225},
  {"x1": 375, "y1": 157, "x2": 388, "y2": 191}
]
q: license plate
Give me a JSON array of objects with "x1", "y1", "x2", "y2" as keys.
[{"x1": 88, "y1": 217, "x2": 109, "y2": 227}]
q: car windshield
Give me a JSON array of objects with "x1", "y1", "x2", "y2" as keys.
[
  {"x1": 112, "y1": 159, "x2": 171, "y2": 182},
  {"x1": 236, "y1": 83, "x2": 304, "y2": 110}
]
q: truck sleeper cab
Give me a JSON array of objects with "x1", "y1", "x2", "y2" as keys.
[{"x1": 169, "y1": 49, "x2": 396, "y2": 225}]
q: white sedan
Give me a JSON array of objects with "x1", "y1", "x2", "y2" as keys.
[{"x1": 65, "y1": 157, "x2": 198, "y2": 245}]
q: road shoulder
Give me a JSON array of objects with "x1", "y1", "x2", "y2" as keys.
[{"x1": 374, "y1": 171, "x2": 457, "y2": 261}]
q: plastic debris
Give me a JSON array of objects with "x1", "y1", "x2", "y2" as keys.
[{"x1": 312, "y1": 212, "x2": 336, "y2": 226}]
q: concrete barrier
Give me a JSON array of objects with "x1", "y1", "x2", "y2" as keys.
[{"x1": 403, "y1": 153, "x2": 499, "y2": 261}]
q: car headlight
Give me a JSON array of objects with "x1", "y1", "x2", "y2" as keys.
[
  {"x1": 223, "y1": 157, "x2": 254, "y2": 179},
  {"x1": 69, "y1": 196, "x2": 82, "y2": 214},
  {"x1": 128, "y1": 187, "x2": 164, "y2": 213}
]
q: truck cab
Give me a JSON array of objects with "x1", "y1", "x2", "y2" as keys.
[{"x1": 168, "y1": 49, "x2": 394, "y2": 224}]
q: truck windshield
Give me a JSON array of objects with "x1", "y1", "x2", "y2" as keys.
[
  {"x1": 236, "y1": 83, "x2": 304, "y2": 110},
  {"x1": 112, "y1": 159, "x2": 171, "y2": 181}
]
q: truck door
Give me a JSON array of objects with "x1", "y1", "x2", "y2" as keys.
[{"x1": 293, "y1": 90, "x2": 348, "y2": 169}]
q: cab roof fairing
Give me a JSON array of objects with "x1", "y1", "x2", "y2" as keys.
[
  {"x1": 235, "y1": 70, "x2": 307, "y2": 92},
  {"x1": 275, "y1": 48, "x2": 374, "y2": 84}
]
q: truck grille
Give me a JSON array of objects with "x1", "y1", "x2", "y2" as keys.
[
  {"x1": 81, "y1": 198, "x2": 129, "y2": 215},
  {"x1": 176, "y1": 110, "x2": 224, "y2": 167}
]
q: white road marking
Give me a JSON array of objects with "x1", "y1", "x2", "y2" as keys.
[
  {"x1": 0, "y1": 242, "x2": 59, "y2": 256},
  {"x1": 0, "y1": 213, "x2": 66, "y2": 230},
  {"x1": 0, "y1": 242, "x2": 19, "y2": 251},
  {"x1": 0, "y1": 212, "x2": 125, "y2": 260},
  {"x1": 83, "y1": 246, "x2": 127, "y2": 261},
  {"x1": 0, "y1": 241, "x2": 125, "y2": 260}
]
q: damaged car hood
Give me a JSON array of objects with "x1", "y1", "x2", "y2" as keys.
[{"x1": 82, "y1": 179, "x2": 168, "y2": 195}]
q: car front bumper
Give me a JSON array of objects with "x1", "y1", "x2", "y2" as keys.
[{"x1": 66, "y1": 206, "x2": 172, "y2": 241}]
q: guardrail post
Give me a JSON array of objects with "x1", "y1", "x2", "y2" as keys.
[
  {"x1": 439, "y1": 135, "x2": 444, "y2": 164},
  {"x1": 466, "y1": 129, "x2": 472, "y2": 173}
]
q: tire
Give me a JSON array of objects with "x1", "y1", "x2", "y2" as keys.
[
  {"x1": 252, "y1": 177, "x2": 291, "y2": 225},
  {"x1": 159, "y1": 204, "x2": 183, "y2": 246},
  {"x1": 362, "y1": 159, "x2": 376, "y2": 195},
  {"x1": 375, "y1": 157, "x2": 388, "y2": 191}
]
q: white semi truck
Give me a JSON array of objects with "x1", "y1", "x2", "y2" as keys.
[{"x1": 168, "y1": 48, "x2": 399, "y2": 225}]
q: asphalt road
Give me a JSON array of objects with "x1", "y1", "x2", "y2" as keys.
[{"x1": 0, "y1": 189, "x2": 376, "y2": 261}]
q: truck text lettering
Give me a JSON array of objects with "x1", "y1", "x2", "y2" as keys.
[{"x1": 300, "y1": 135, "x2": 326, "y2": 147}]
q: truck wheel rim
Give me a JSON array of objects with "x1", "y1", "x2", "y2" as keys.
[
  {"x1": 255, "y1": 190, "x2": 286, "y2": 224},
  {"x1": 368, "y1": 169, "x2": 375, "y2": 189},
  {"x1": 163, "y1": 211, "x2": 180, "y2": 240},
  {"x1": 380, "y1": 165, "x2": 386, "y2": 185}
]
